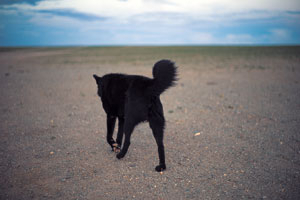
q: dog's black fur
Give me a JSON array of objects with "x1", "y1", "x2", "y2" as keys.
[{"x1": 93, "y1": 59, "x2": 177, "y2": 172}]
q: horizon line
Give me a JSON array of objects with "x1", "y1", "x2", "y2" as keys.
[{"x1": 1, "y1": 44, "x2": 300, "y2": 48}]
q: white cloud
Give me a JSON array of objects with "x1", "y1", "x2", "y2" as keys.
[
  {"x1": 188, "y1": 32, "x2": 215, "y2": 44},
  {"x1": 224, "y1": 34, "x2": 255, "y2": 44},
  {"x1": 27, "y1": 12, "x2": 84, "y2": 28},
  {"x1": 0, "y1": 8, "x2": 18, "y2": 15},
  {"x1": 3, "y1": 0, "x2": 300, "y2": 20},
  {"x1": 270, "y1": 29, "x2": 290, "y2": 39},
  {"x1": 267, "y1": 29, "x2": 291, "y2": 43},
  {"x1": 1, "y1": 0, "x2": 299, "y2": 45}
]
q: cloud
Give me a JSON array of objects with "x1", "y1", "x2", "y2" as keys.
[
  {"x1": 270, "y1": 29, "x2": 289, "y2": 39},
  {"x1": 0, "y1": 0, "x2": 42, "y2": 6},
  {"x1": 2, "y1": 1, "x2": 300, "y2": 26},
  {"x1": 224, "y1": 34, "x2": 255, "y2": 44},
  {"x1": 0, "y1": 0, "x2": 299, "y2": 45},
  {"x1": 187, "y1": 32, "x2": 215, "y2": 44},
  {"x1": 267, "y1": 29, "x2": 291, "y2": 43},
  {"x1": 37, "y1": 9, "x2": 106, "y2": 21},
  {"x1": 3, "y1": 0, "x2": 300, "y2": 20}
]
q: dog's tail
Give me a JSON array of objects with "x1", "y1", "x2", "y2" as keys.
[{"x1": 151, "y1": 59, "x2": 177, "y2": 96}]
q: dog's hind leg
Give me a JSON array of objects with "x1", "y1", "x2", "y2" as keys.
[
  {"x1": 148, "y1": 96, "x2": 166, "y2": 172},
  {"x1": 106, "y1": 115, "x2": 117, "y2": 151},
  {"x1": 149, "y1": 117, "x2": 166, "y2": 172}
]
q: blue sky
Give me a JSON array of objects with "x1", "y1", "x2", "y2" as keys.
[{"x1": 0, "y1": 0, "x2": 300, "y2": 46}]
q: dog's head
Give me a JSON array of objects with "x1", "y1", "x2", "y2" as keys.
[{"x1": 93, "y1": 74, "x2": 103, "y2": 97}]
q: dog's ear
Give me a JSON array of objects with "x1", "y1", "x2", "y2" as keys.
[{"x1": 93, "y1": 74, "x2": 102, "y2": 85}]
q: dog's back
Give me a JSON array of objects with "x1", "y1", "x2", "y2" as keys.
[
  {"x1": 99, "y1": 60, "x2": 177, "y2": 111},
  {"x1": 99, "y1": 74, "x2": 153, "y2": 117}
]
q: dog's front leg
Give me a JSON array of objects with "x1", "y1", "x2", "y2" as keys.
[
  {"x1": 116, "y1": 117, "x2": 124, "y2": 147},
  {"x1": 116, "y1": 121, "x2": 135, "y2": 159},
  {"x1": 106, "y1": 115, "x2": 116, "y2": 150}
]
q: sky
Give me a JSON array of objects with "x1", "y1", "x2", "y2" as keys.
[{"x1": 0, "y1": 0, "x2": 300, "y2": 46}]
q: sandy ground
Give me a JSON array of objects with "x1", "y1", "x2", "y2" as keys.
[{"x1": 0, "y1": 46, "x2": 299, "y2": 199}]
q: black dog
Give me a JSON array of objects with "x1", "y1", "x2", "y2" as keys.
[{"x1": 93, "y1": 60, "x2": 177, "y2": 172}]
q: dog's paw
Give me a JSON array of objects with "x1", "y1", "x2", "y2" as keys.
[
  {"x1": 116, "y1": 152, "x2": 125, "y2": 159},
  {"x1": 113, "y1": 147, "x2": 121, "y2": 153},
  {"x1": 112, "y1": 143, "x2": 121, "y2": 153},
  {"x1": 155, "y1": 164, "x2": 166, "y2": 172}
]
